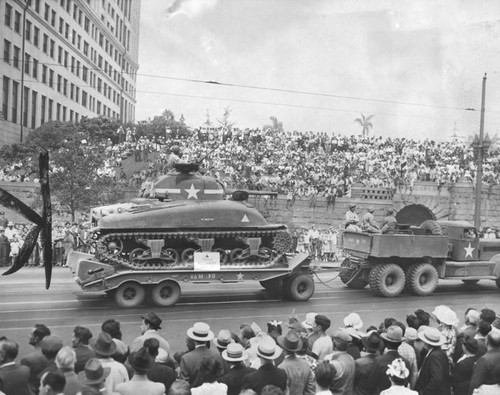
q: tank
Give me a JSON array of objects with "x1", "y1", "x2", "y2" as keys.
[{"x1": 92, "y1": 163, "x2": 291, "y2": 271}]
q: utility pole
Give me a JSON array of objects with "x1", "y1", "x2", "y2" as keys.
[
  {"x1": 19, "y1": 0, "x2": 29, "y2": 143},
  {"x1": 474, "y1": 74, "x2": 487, "y2": 229}
]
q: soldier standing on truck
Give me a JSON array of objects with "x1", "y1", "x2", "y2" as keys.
[
  {"x1": 345, "y1": 204, "x2": 361, "y2": 232},
  {"x1": 381, "y1": 208, "x2": 397, "y2": 234},
  {"x1": 362, "y1": 207, "x2": 381, "y2": 234}
]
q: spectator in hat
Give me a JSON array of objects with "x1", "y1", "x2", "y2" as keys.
[
  {"x1": 77, "y1": 358, "x2": 111, "y2": 394},
  {"x1": 72, "y1": 326, "x2": 95, "y2": 374},
  {"x1": 414, "y1": 326, "x2": 451, "y2": 395},
  {"x1": 21, "y1": 323, "x2": 52, "y2": 394},
  {"x1": 115, "y1": 347, "x2": 164, "y2": 395},
  {"x1": 302, "y1": 312, "x2": 317, "y2": 353},
  {"x1": 190, "y1": 356, "x2": 227, "y2": 395},
  {"x1": 179, "y1": 322, "x2": 224, "y2": 388},
  {"x1": 55, "y1": 346, "x2": 82, "y2": 395},
  {"x1": 314, "y1": 360, "x2": 336, "y2": 394},
  {"x1": 101, "y1": 319, "x2": 129, "y2": 365},
  {"x1": 311, "y1": 315, "x2": 333, "y2": 361},
  {"x1": 469, "y1": 330, "x2": 500, "y2": 394},
  {"x1": 342, "y1": 313, "x2": 365, "y2": 358},
  {"x1": 381, "y1": 357, "x2": 417, "y2": 395},
  {"x1": 345, "y1": 204, "x2": 361, "y2": 232},
  {"x1": 143, "y1": 338, "x2": 176, "y2": 393},
  {"x1": 454, "y1": 309, "x2": 481, "y2": 363},
  {"x1": 367, "y1": 325, "x2": 408, "y2": 395},
  {"x1": 389, "y1": 321, "x2": 418, "y2": 389},
  {"x1": 241, "y1": 336, "x2": 287, "y2": 394},
  {"x1": 0, "y1": 338, "x2": 31, "y2": 395},
  {"x1": 219, "y1": 343, "x2": 255, "y2": 395},
  {"x1": 354, "y1": 330, "x2": 382, "y2": 395},
  {"x1": 277, "y1": 330, "x2": 315, "y2": 395},
  {"x1": 213, "y1": 329, "x2": 234, "y2": 374},
  {"x1": 432, "y1": 305, "x2": 459, "y2": 362},
  {"x1": 325, "y1": 331, "x2": 356, "y2": 395},
  {"x1": 38, "y1": 371, "x2": 66, "y2": 395},
  {"x1": 451, "y1": 336, "x2": 479, "y2": 395},
  {"x1": 130, "y1": 312, "x2": 171, "y2": 360},
  {"x1": 90, "y1": 332, "x2": 128, "y2": 394}
]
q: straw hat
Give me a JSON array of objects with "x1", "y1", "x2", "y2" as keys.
[
  {"x1": 255, "y1": 336, "x2": 282, "y2": 360},
  {"x1": 213, "y1": 329, "x2": 234, "y2": 349},
  {"x1": 222, "y1": 343, "x2": 247, "y2": 362},
  {"x1": 418, "y1": 326, "x2": 445, "y2": 347},
  {"x1": 432, "y1": 305, "x2": 459, "y2": 326},
  {"x1": 343, "y1": 313, "x2": 363, "y2": 330},
  {"x1": 186, "y1": 322, "x2": 214, "y2": 342}
]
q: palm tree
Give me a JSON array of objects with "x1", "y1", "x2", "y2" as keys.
[{"x1": 354, "y1": 114, "x2": 374, "y2": 137}]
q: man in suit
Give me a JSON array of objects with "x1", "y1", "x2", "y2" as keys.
[
  {"x1": 353, "y1": 331, "x2": 382, "y2": 395},
  {"x1": 71, "y1": 325, "x2": 95, "y2": 373},
  {"x1": 451, "y1": 336, "x2": 479, "y2": 395},
  {"x1": 0, "y1": 339, "x2": 31, "y2": 395},
  {"x1": 219, "y1": 343, "x2": 255, "y2": 395},
  {"x1": 469, "y1": 330, "x2": 500, "y2": 394},
  {"x1": 241, "y1": 335, "x2": 287, "y2": 394},
  {"x1": 179, "y1": 322, "x2": 224, "y2": 388},
  {"x1": 415, "y1": 326, "x2": 451, "y2": 395},
  {"x1": 20, "y1": 323, "x2": 51, "y2": 395}
]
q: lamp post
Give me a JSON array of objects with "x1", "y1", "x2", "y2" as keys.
[
  {"x1": 472, "y1": 73, "x2": 491, "y2": 229},
  {"x1": 19, "y1": 0, "x2": 29, "y2": 143}
]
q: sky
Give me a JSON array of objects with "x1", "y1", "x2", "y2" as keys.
[{"x1": 136, "y1": 0, "x2": 500, "y2": 140}]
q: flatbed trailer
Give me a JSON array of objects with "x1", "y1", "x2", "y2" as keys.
[{"x1": 68, "y1": 251, "x2": 315, "y2": 307}]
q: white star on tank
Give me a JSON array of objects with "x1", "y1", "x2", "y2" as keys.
[
  {"x1": 185, "y1": 184, "x2": 200, "y2": 199},
  {"x1": 464, "y1": 242, "x2": 475, "y2": 258}
]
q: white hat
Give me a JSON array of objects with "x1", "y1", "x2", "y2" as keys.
[
  {"x1": 222, "y1": 343, "x2": 247, "y2": 362},
  {"x1": 255, "y1": 336, "x2": 282, "y2": 360},
  {"x1": 432, "y1": 305, "x2": 459, "y2": 326},
  {"x1": 418, "y1": 326, "x2": 445, "y2": 346},
  {"x1": 343, "y1": 313, "x2": 363, "y2": 330},
  {"x1": 302, "y1": 312, "x2": 317, "y2": 330},
  {"x1": 186, "y1": 322, "x2": 214, "y2": 342}
]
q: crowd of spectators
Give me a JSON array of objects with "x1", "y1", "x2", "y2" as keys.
[{"x1": 1, "y1": 305, "x2": 500, "y2": 394}]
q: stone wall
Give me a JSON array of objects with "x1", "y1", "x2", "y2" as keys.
[{"x1": 1, "y1": 178, "x2": 498, "y2": 229}]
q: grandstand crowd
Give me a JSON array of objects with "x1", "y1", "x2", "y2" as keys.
[{"x1": 1, "y1": 305, "x2": 500, "y2": 394}]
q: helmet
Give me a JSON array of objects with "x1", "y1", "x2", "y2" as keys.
[{"x1": 349, "y1": 204, "x2": 356, "y2": 209}]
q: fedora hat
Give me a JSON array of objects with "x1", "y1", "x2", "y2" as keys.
[
  {"x1": 432, "y1": 305, "x2": 459, "y2": 327},
  {"x1": 361, "y1": 330, "x2": 383, "y2": 352},
  {"x1": 418, "y1": 326, "x2": 445, "y2": 346},
  {"x1": 380, "y1": 326, "x2": 405, "y2": 344},
  {"x1": 213, "y1": 329, "x2": 234, "y2": 349},
  {"x1": 141, "y1": 312, "x2": 162, "y2": 329},
  {"x1": 222, "y1": 343, "x2": 248, "y2": 362},
  {"x1": 277, "y1": 330, "x2": 303, "y2": 352},
  {"x1": 129, "y1": 347, "x2": 154, "y2": 373},
  {"x1": 78, "y1": 358, "x2": 110, "y2": 385},
  {"x1": 187, "y1": 322, "x2": 214, "y2": 342},
  {"x1": 302, "y1": 312, "x2": 317, "y2": 330},
  {"x1": 90, "y1": 332, "x2": 117, "y2": 356},
  {"x1": 256, "y1": 336, "x2": 282, "y2": 360}
]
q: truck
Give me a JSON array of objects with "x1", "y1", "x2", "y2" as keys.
[
  {"x1": 340, "y1": 220, "x2": 500, "y2": 297},
  {"x1": 67, "y1": 163, "x2": 315, "y2": 307}
]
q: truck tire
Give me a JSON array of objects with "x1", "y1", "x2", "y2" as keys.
[
  {"x1": 420, "y1": 220, "x2": 443, "y2": 235},
  {"x1": 114, "y1": 282, "x2": 146, "y2": 308},
  {"x1": 340, "y1": 258, "x2": 368, "y2": 289},
  {"x1": 150, "y1": 280, "x2": 181, "y2": 307},
  {"x1": 287, "y1": 274, "x2": 315, "y2": 301},
  {"x1": 369, "y1": 264, "x2": 405, "y2": 297},
  {"x1": 406, "y1": 263, "x2": 438, "y2": 296}
]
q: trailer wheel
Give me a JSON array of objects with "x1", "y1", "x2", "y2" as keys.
[
  {"x1": 369, "y1": 264, "x2": 405, "y2": 297},
  {"x1": 150, "y1": 281, "x2": 181, "y2": 307},
  {"x1": 287, "y1": 274, "x2": 315, "y2": 301},
  {"x1": 406, "y1": 263, "x2": 438, "y2": 296},
  {"x1": 340, "y1": 258, "x2": 368, "y2": 289},
  {"x1": 114, "y1": 282, "x2": 146, "y2": 308},
  {"x1": 420, "y1": 220, "x2": 443, "y2": 235}
]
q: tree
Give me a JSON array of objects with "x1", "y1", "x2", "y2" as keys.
[
  {"x1": 354, "y1": 114, "x2": 374, "y2": 137},
  {"x1": 263, "y1": 116, "x2": 284, "y2": 133},
  {"x1": 217, "y1": 107, "x2": 235, "y2": 131}
]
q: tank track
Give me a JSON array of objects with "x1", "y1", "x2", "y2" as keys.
[{"x1": 95, "y1": 229, "x2": 291, "y2": 271}]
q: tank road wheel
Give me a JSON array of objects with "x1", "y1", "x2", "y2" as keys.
[
  {"x1": 213, "y1": 248, "x2": 229, "y2": 265},
  {"x1": 369, "y1": 264, "x2": 405, "y2": 297},
  {"x1": 114, "y1": 282, "x2": 146, "y2": 308},
  {"x1": 230, "y1": 248, "x2": 248, "y2": 264},
  {"x1": 129, "y1": 248, "x2": 148, "y2": 265},
  {"x1": 258, "y1": 247, "x2": 277, "y2": 263},
  {"x1": 287, "y1": 274, "x2": 315, "y2": 301},
  {"x1": 420, "y1": 220, "x2": 444, "y2": 235},
  {"x1": 150, "y1": 281, "x2": 181, "y2": 307},
  {"x1": 106, "y1": 238, "x2": 123, "y2": 255},
  {"x1": 181, "y1": 248, "x2": 197, "y2": 264},
  {"x1": 406, "y1": 263, "x2": 438, "y2": 296},
  {"x1": 340, "y1": 258, "x2": 368, "y2": 289},
  {"x1": 160, "y1": 248, "x2": 179, "y2": 265}
]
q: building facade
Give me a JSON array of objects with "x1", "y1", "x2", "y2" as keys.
[{"x1": 1, "y1": 0, "x2": 141, "y2": 146}]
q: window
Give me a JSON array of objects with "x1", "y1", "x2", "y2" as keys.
[
  {"x1": 78, "y1": 9, "x2": 82, "y2": 24},
  {"x1": 82, "y1": 90, "x2": 87, "y2": 107},
  {"x1": 97, "y1": 78, "x2": 102, "y2": 93},
  {"x1": 24, "y1": 53, "x2": 30, "y2": 75},
  {"x1": 82, "y1": 66, "x2": 88, "y2": 82},
  {"x1": 23, "y1": 87, "x2": 29, "y2": 127},
  {"x1": 12, "y1": 81, "x2": 18, "y2": 123},
  {"x1": 25, "y1": 20, "x2": 32, "y2": 41},
  {"x1": 57, "y1": 75, "x2": 61, "y2": 93},
  {"x1": 44, "y1": 4, "x2": 49, "y2": 21},
  {"x1": 31, "y1": 90, "x2": 37, "y2": 128},
  {"x1": 56, "y1": 103, "x2": 60, "y2": 120},
  {"x1": 57, "y1": 46, "x2": 62, "y2": 63},
  {"x1": 59, "y1": 17, "x2": 64, "y2": 33},
  {"x1": 75, "y1": 86, "x2": 79, "y2": 103},
  {"x1": 64, "y1": 51, "x2": 68, "y2": 68},
  {"x1": 14, "y1": 11, "x2": 20, "y2": 33},
  {"x1": 42, "y1": 33, "x2": 48, "y2": 53},
  {"x1": 32, "y1": 58, "x2": 38, "y2": 79},
  {"x1": 73, "y1": 3, "x2": 77, "y2": 19},
  {"x1": 34, "y1": 0, "x2": 40, "y2": 13},
  {"x1": 84, "y1": 16, "x2": 89, "y2": 32},
  {"x1": 50, "y1": 39, "x2": 55, "y2": 58},
  {"x1": 65, "y1": 23, "x2": 69, "y2": 39},
  {"x1": 13, "y1": 46, "x2": 19, "y2": 68},
  {"x1": 51, "y1": 10, "x2": 56, "y2": 27},
  {"x1": 66, "y1": 0, "x2": 71, "y2": 13},
  {"x1": 42, "y1": 65, "x2": 47, "y2": 83},
  {"x1": 69, "y1": 109, "x2": 73, "y2": 122},
  {"x1": 3, "y1": 39, "x2": 10, "y2": 63},
  {"x1": 83, "y1": 41, "x2": 88, "y2": 56},
  {"x1": 76, "y1": 60, "x2": 80, "y2": 77},
  {"x1": 72, "y1": 29, "x2": 76, "y2": 45},
  {"x1": 41, "y1": 95, "x2": 46, "y2": 124},
  {"x1": 60, "y1": 0, "x2": 65, "y2": 7},
  {"x1": 49, "y1": 69, "x2": 54, "y2": 88},
  {"x1": 70, "y1": 83, "x2": 74, "y2": 100},
  {"x1": 77, "y1": 34, "x2": 81, "y2": 49},
  {"x1": 48, "y1": 99, "x2": 53, "y2": 121},
  {"x1": 63, "y1": 78, "x2": 67, "y2": 96},
  {"x1": 33, "y1": 26, "x2": 39, "y2": 47},
  {"x1": 4, "y1": 3, "x2": 12, "y2": 27},
  {"x1": 2, "y1": 76, "x2": 9, "y2": 120}
]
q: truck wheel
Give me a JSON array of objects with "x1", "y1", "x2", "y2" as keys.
[
  {"x1": 287, "y1": 274, "x2": 315, "y2": 301},
  {"x1": 340, "y1": 258, "x2": 368, "y2": 289},
  {"x1": 150, "y1": 281, "x2": 181, "y2": 307},
  {"x1": 420, "y1": 220, "x2": 443, "y2": 235},
  {"x1": 369, "y1": 264, "x2": 405, "y2": 297},
  {"x1": 114, "y1": 282, "x2": 146, "y2": 308},
  {"x1": 407, "y1": 263, "x2": 438, "y2": 296}
]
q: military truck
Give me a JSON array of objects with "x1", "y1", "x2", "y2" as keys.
[{"x1": 340, "y1": 220, "x2": 500, "y2": 297}]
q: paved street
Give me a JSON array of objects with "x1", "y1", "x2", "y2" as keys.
[{"x1": 0, "y1": 266, "x2": 498, "y2": 359}]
